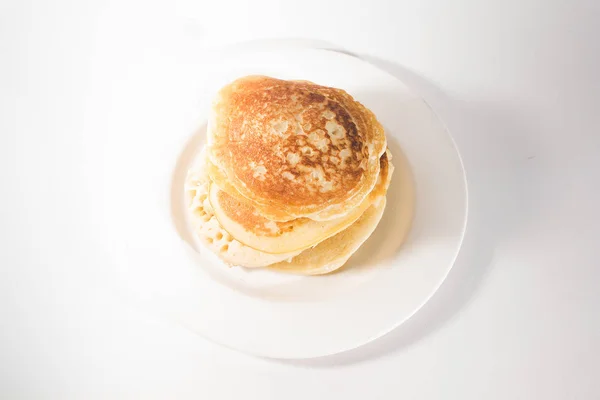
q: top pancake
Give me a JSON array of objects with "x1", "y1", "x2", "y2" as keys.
[{"x1": 207, "y1": 75, "x2": 387, "y2": 221}]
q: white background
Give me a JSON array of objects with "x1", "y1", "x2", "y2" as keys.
[{"x1": 1, "y1": 0, "x2": 599, "y2": 398}]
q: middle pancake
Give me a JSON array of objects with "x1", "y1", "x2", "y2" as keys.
[{"x1": 208, "y1": 152, "x2": 391, "y2": 254}]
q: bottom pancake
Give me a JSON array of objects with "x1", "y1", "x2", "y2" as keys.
[{"x1": 268, "y1": 197, "x2": 387, "y2": 275}]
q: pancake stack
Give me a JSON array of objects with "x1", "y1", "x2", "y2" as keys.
[{"x1": 185, "y1": 76, "x2": 392, "y2": 275}]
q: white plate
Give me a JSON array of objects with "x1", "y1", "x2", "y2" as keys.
[{"x1": 104, "y1": 48, "x2": 467, "y2": 359}]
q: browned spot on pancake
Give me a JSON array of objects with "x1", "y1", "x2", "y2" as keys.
[{"x1": 307, "y1": 92, "x2": 326, "y2": 103}]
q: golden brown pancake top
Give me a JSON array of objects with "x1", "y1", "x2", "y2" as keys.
[{"x1": 208, "y1": 76, "x2": 387, "y2": 219}]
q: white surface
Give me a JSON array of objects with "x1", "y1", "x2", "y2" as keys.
[
  {"x1": 1, "y1": 0, "x2": 599, "y2": 398},
  {"x1": 118, "y1": 48, "x2": 466, "y2": 358}
]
